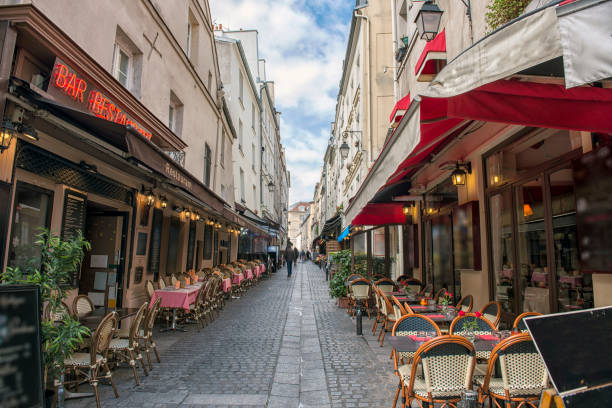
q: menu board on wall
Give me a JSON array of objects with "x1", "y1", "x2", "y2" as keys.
[
  {"x1": 61, "y1": 190, "x2": 87, "y2": 286},
  {"x1": 186, "y1": 220, "x2": 196, "y2": 271},
  {"x1": 203, "y1": 225, "x2": 213, "y2": 260},
  {"x1": 61, "y1": 190, "x2": 86, "y2": 240},
  {"x1": 147, "y1": 209, "x2": 163, "y2": 280},
  {"x1": 0, "y1": 285, "x2": 43, "y2": 408}
]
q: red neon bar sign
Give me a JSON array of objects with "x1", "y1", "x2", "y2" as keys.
[{"x1": 52, "y1": 61, "x2": 152, "y2": 140}]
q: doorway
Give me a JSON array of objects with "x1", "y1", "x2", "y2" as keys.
[{"x1": 79, "y1": 203, "x2": 128, "y2": 308}]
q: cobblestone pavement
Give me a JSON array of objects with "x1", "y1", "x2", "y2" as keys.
[{"x1": 65, "y1": 262, "x2": 397, "y2": 408}]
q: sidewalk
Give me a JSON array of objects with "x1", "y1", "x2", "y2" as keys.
[{"x1": 65, "y1": 262, "x2": 397, "y2": 407}]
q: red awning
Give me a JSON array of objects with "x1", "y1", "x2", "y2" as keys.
[
  {"x1": 415, "y1": 30, "x2": 447, "y2": 81},
  {"x1": 352, "y1": 203, "x2": 406, "y2": 226},
  {"x1": 389, "y1": 93, "x2": 411, "y2": 123}
]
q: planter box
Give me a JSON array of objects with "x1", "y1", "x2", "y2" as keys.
[{"x1": 337, "y1": 296, "x2": 350, "y2": 309}]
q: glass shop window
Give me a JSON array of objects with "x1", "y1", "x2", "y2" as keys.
[{"x1": 8, "y1": 183, "x2": 53, "y2": 272}]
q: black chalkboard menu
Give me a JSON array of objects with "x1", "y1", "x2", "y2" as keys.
[
  {"x1": 0, "y1": 285, "x2": 44, "y2": 408},
  {"x1": 61, "y1": 190, "x2": 86, "y2": 240},
  {"x1": 186, "y1": 220, "x2": 196, "y2": 271},
  {"x1": 147, "y1": 209, "x2": 163, "y2": 280},
  {"x1": 574, "y1": 146, "x2": 612, "y2": 273},
  {"x1": 61, "y1": 190, "x2": 87, "y2": 286},
  {"x1": 203, "y1": 225, "x2": 213, "y2": 260}
]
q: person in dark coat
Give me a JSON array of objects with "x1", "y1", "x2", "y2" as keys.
[
  {"x1": 293, "y1": 247, "x2": 299, "y2": 264},
  {"x1": 285, "y1": 243, "x2": 295, "y2": 277}
]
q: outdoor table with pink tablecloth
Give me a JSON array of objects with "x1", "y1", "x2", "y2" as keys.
[
  {"x1": 245, "y1": 269, "x2": 253, "y2": 280},
  {"x1": 221, "y1": 278, "x2": 232, "y2": 293},
  {"x1": 232, "y1": 273, "x2": 244, "y2": 285},
  {"x1": 150, "y1": 283, "x2": 201, "y2": 311}
]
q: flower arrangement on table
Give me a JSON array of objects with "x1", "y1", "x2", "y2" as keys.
[
  {"x1": 439, "y1": 291, "x2": 453, "y2": 306},
  {"x1": 399, "y1": 280, "x2": 419, "y2": 297},
  {"x1": 458, "y1": 310, "x2": 482, "y2": 332}
]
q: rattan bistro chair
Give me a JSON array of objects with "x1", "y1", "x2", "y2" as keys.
[
  {"x1": 403, "y1": 336, "x2": 476, "y2": 408},
  {"x1": 63, "y1": 312, "x2": 119, "y2": 408},
  {"x1": 513, "y1": 312, "x2": 542, "y2": 333},
  {"x1": 391, "y1": 296, "x2": 411, "y2": 320},
  {"x1": 348, "y1": 278, "x2": 371, "y2": 318},
  {"x1": 378, "y1": 291, "x2": 398, "y2": 347},
  {"x1": 480, "y1": 301, "x2": 502, "y2": 328},
  {"x1": 142, "y1": 297, "x2": 162, "y2": 370},
  {"x1": 476, "y1": 333, "x2": 548, "y2": 408},
  {"x1": 450, "y1": 313, "x2": 496, "y2": 360},
  {"x1": 433, "y1": 287, "x2": 448, "y2": 304},
  {"x1": 145, "y1": 280, "x2": 155, "y2": 301},
  {"x1": 44, "y1": 301, "x2": 72, "y2": 322},
  {"x1": 371, "y1": 285, "x2": 384, "y2": 335},
  {"x1": 456, "y1": 294, "x2": 474, "y2": 312},
  {"x1": 72, "y1": 295, "x2": 95, "y2": 321},
  {"x1": 391, "y1": 314, "x2": 441, "y2": 408},
  {"x1": 398, "y1": 278, "x2": 422, "y2": 297},
  {"x1": 158, "y1": 277, "x2": 166, "y2": 289},
  {"x1": 375, "y1": 277, "x2": 399, "y2": 295},
  {"x1": 109, "y1": 302, "x2": 149, "y2": 385}
]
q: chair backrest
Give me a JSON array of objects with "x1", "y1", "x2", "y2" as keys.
[
  {"x1": 145, "y1": 297, "x2": 162, "y2": 332},
  {"x1": 91, "y1": 312, "x2": 117, "y2": 364},
  {"x1": 482, "y1": 333, "x2": 548, "y2": 397},
  {"x1": 392, "y1": 314, "x2": 441, "y2": 337},
  {"x1": 346, "y1": 273, "x2": 363, "y2": 284},
  {"x1": 158, "y1": 278, "x2": 166, "y2": 289},
  {"x1": 129, "y1": 302, "x2": 148, "y2": 346},
  {"x1": 375, "y1": 278, "x2": 398, "y2": 294},
  {"x1": 398, "y1": 278, "x2": 422, "y2": 296},
  {"x1": 44, "y1": 301, "x2": 72, "y2": 322},
  {"x1": 349, "y1": 278, "x2": 371, "y2": 298},
  {"x1": 145, "y1": 280, "x2": 155, "y2": 299},
  {"x1": 450, "y1": 313, "x2": 496, "y2": 335},
  {"x1": 480, "y1": 301, "x2": 502, "y2": 327},
  {"x1": 378, "y1": 289, "x2": 390, "y2": 317},
  {"x1": 512, "y1": 312, "x2": 542, "y2": 332},
  {"x1": 456, "y1": 295, "x2": 473, "y2": 312},
  {"x1": 170, "y1": 274, "x2": 178, "y2": 285},
  {"x1": 433, "y1": 287, "x2": 447, "y2": 303},
  {"x1": 420, "y1": 283, "x2": 433, "y2": 297},
  {"x1": 372, "y1": 274, "x2": 386, "y2": 281},
  {"x1": 72, "y1": 295, "x2": 94, "y2": 319},
  {"x1": 391, "y1": 296, "x2": 408, "y2": 320},
  {"x1": 409, "y1": 336, "x2": 475, "y2": 399}
]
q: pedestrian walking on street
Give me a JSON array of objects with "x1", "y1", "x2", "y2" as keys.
[
  {"x1": 293, "y1": 247, "x2": 299, "y2": 264},
  {"x1": 285, "y1": 243, "x2": 295, "y2": 277}
]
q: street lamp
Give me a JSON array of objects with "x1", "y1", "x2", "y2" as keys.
[
  {"x1": 0, "y1": 120, "x2": 16, "y2": 152},
  {"x1": 339, "y1": 141, "x2": 350, "y2": 160},
  {"x1": 414, "y1": 0, "x2": 443, "y2": 41},
  {"x1": 450, "y1": 162, "x2": 471, "y2": 186}
]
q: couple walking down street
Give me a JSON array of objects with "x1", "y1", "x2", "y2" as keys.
[{"x1": 285, "y1": 243, "x2": 299, "y2": 277}]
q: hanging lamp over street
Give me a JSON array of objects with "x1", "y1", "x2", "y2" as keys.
[{"x1": 415, "y1": 1, "x2": 443, "y2": 41}]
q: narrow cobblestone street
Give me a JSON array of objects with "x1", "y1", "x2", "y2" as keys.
[{"x1": 65, "y1": 262, "x2": 396, "y2": 408}]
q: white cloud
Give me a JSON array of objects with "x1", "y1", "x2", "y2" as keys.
[{"x1": 210, "y1": 0, "x2": 350, "y2": 203}]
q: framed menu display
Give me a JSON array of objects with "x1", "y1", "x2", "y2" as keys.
[
  {"x1": 147, "y1": 209, "x2": 163, "y2": 280},
  {"x1": 61, "y1": 190, "x2": 86, "y2": 286},
  {"x1": 0, "y1": 285, "x2": 44, "y2": 408}
]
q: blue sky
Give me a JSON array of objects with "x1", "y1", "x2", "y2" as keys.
[{"x1": 210, "y1": 0, "x2": 354, "y2": 204}]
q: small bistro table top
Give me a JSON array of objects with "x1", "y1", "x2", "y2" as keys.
[
  {"x1": 80, "y1": 307, "x2": 140, "y2": 330},
  {"x1": 150, "y1": 283, "x2": 202, "y2": 311},
  {"x1": 388, "y1": 335, "x2": 500, "y2": 353}
]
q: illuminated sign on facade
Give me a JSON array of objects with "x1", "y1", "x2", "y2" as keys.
[{"x1": 51, "y1": 59, "x2": 152, "y2": 140}]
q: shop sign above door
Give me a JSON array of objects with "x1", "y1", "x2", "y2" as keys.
[{"x1": 49, "y1": 58, "x2": 152, "y2": 140}]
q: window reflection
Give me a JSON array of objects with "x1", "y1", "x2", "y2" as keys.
[
  {"x1": 550, "y1": 167, "x2": 593, "y2": 311},
  {"x1": 490, "y1": 191, "x2": 514, "y2": 313}
]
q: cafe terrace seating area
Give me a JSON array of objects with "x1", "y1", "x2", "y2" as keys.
[
  {"x1": 46, "y1": 259, "x2": 267, "y2": 408},
  {"x1": 346, "y1": 273, "x2": 548, "y2": 408}
]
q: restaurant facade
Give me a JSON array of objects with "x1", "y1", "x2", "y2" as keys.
[
  {"x1": 0, "y1": 4, "x2": 277, "y2": 310},
  {"x1": 331, "y1": 0, "x2": 612, "y2": 325}
]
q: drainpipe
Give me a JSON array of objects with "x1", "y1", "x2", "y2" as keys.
[
  {"x1": 259, "y1": 88, "x2": 264, "y2": 214},
  {"x1": 354, "y1": 10, "x2": 371, "y2": 165},
  {"x1": 390, "y1": 0, "x2": 399, "y2": 101}
]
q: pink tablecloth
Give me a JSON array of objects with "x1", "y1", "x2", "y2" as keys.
[
  {"x1": 221, "y1": 278, "x2": 232, "y2": 293},
  {"x1": 245, "y1": 269, "x2": 253, "y2": 280},
  {"x1": 232, "y1": 273, "x2": 244, "y2": 285},
  {"x1": 150, "y1": 284, "x2": 201, "y2": 311}
]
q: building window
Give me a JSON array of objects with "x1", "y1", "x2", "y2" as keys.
[
  {"x1": 252, "y1": 143, "x2": 256, "y2": 171},
  {"x1": 112, "y1": 26, "x2": 142, "y2": 97},
  {"x1": 240, "y1": 168, "x2": 245, "y2": 202},
  {"x1": 239, "y1": 70, "x2": 244, "y2": 106},
  {"x1": 8, "y1": 182, "x2": 53, "y2": 272},
  {"x1": 220, "y1": 130, "x2": 226, "y2": 167},
  {"x1": 168, "y1": 91, "x2": 183, "y2": 136},
  {"x1": 252, "y1": 102, "x2": 256, "y2": 129},
  {"x1": 113, "y1": 46, "x2": 130, "y2": 88},
  {"x1": 238, "y1": 120, "x2": 243, "y2": 151},
  {"x1": 187, "y1": 9, "x2": 199, "y2": 60},
  {"x1": 204, "y1": 143, "x2": 211, "y2": 187}
]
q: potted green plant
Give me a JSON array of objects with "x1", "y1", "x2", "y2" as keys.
[
  {"x1": 1, "y1": 229, "x2": 91, "y2": 407},
  {"x1": 328, "y1": 249, "x2": 352, "y2": 307}
]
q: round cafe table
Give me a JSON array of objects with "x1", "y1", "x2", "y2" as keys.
[{"x1": 150, "y1": 283, "x2": 202, "y2": 332}]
